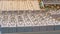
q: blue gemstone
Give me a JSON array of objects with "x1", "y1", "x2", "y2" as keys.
[
  {"x1": 47, "y1": 26, "x2": 55, "y2": 31},
  {"x1": 55, "y1": 25, "x2": 60, "y2": 30},
  {"x1": 40, "y1": 26, "x2": 47, "y2": 31},
  {"x1": 24, "y1": 27, "x2": 33, "y2": 32},
  {"x1": 32, "y1": 26, "x2": 40, "y2": 32},
  {"x1": 16, "y1": 27, "x2": 25, "y2": 32}
]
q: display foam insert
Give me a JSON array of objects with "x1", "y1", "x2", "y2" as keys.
[{"x1": 0, "y1": 0, "x2": 40, "y2": 11}]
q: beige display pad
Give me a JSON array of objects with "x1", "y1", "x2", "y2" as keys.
[{"x1": 0, "y1": 0, "x2": 40, "y2": 11}]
